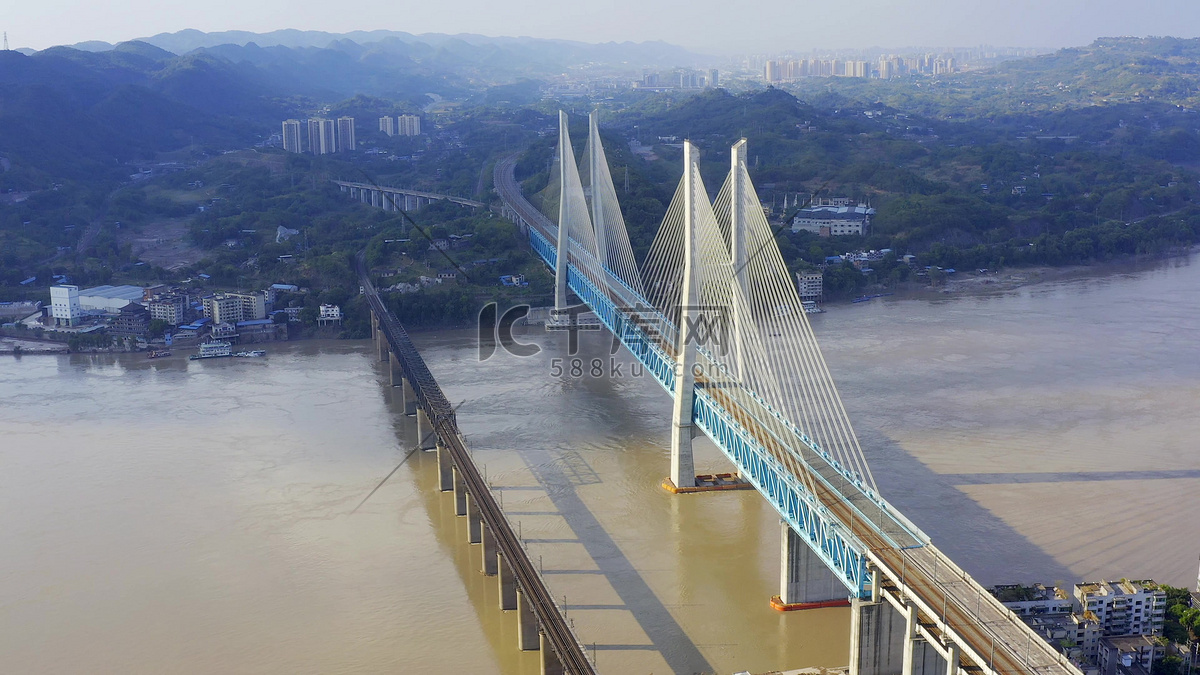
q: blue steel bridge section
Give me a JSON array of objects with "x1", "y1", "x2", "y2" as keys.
[{"x1": 525, "y1": 222, "x2": 927, "y2": 598}]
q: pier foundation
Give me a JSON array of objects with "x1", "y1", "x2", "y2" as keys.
[
  {"x1": 453, "y1": 466, "x2": 467, "y2": 516},
  {"x1": 481, "y1": 523, "x2": 497, "y2": 575},
  {"x1": 417, "y1": 409, "x2": 436, "y2": 449},
  {"x1": 774, "y1": 522, "x2": 850, "y2": 610},
  {"x1": 437, "y1": 442, "x2": 454, "y2": 492},
  {"x1": 467, "y1": 492, "x2": 482, "y2": 544},
  {"x1": 517, "y1": 590, "x2": 539, "y2": 650},
  {"x1": 498, "y1": 553, "x2": 517, "y2": 610},
  {"x1": 540, "y1": 633, "x2": 565, "y2": 675}
]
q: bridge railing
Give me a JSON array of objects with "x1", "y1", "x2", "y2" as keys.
[{"x1": 889, "y1": 545, "x2": 1083, "y2": 675}]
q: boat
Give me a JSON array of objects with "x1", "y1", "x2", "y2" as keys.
[
  {"x1": 147, "y1": 349, "x2": 172, "y2": 359},
  {"x1": 233, "y1": 350, "x2": 267, "y2": 358},
  {"x1": 801, "y1": 301, "x2": 825, "y2": 314},
  {"x1": 852, "y1": 293, "x2": 895, "y2": 304},
  {"x1": 189, "y1": 340, "x2": 233, "y2": 360}
]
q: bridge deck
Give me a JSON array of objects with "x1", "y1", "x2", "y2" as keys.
[
  {"x1": 356, "y1": 251, "x2": 594, "y2": 675},
  {"x1": 334, "y1": 180, "x2": 485, "y2": 208}
]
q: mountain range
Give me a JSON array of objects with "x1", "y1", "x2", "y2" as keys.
[{"x1": 0, "y1": 29, "x2": 712, "y2": 188}]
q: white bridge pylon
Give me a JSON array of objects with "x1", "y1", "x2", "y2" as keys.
[{"x1": 551, "y1": 111, "x2": 877, "y2": 494}]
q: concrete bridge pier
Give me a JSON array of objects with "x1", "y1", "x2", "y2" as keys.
[
  {"x1": 453, "y1": 465, "x2": 468, "y2": 516},
  {"x1": 417, "y1": 408, "x2": 436, "y2": 449},
  {"x1": 480, "y1": 522, "x2": 498, "y2": 575},
  {"x1": 516, "y1": 589, "x2": 540, "y2": 650},
  {"x1": 377, "y1": 334, "x2": 389, "y2": 363},
  {"x1": 437, "y1": 442, "x2": 454, "y2": 492},
  {"x1": 850, "y1": 597, "x2": 907, "y2": 675},
  {"x1": 498, "y1": 552, "x2": 517, "y2": 609},
  {"x1": 850, "y1": 593, "x2": 944, "y2": 675},
  {"x1": 403, "y1": 379, "x2": 417, "y2": 416},
  {"x1": 467, "y1": 492, "x2": 483, "y2": 543},
  {"x1": 389, "y1": 358, "x2": 404, "y2": 387},
  {"x1": 776, "y1": 522, "x2": 850, "y2": 608},
  {"x1": 540, "y1": 633, "x2": 565, "y2": 675}
]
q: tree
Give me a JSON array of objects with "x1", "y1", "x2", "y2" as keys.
[
  {"x1": 1182, "y1": 608, "x2": 1200, "y2": 672},
  {"x1": 148, "y1": 319, "x2": 168, "y2": 339}
]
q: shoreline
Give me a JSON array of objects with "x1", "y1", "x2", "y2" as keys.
[{"x1": 832, "y1": 246, "x2": 1199, "y2": 305}]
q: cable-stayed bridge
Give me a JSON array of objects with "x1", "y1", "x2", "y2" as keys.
[{"x1": 490, "y1": 111, "x2": 1087, "y2": 675}]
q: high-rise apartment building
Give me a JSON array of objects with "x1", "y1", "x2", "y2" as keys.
[
  {"x1": 708, "y1": 69, "x2": 719, "y2": 87},
  {"x1": 282, "y1": 119, "x2": 302, "y2": 153},
  {"x1": 308, "y1": 118, "x2": 337, "y2": 155},
  {"x1": 764, "y1": 60, "x2": 782, "y2": 82},
  {"x1": 336, "y1": 117, "x2": 355, "y2": 152},
  {"x1": 397, "y1": 114, "x2": 421, "y2": 137},
  {"x1": 379, "y1": 116, "x2": 395, "y2": 136},
  {"x1": 307, "y1": 119, "x2": 321, "y2": 153}
]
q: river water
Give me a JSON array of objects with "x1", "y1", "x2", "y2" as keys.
[{"x1": 2, "y1": 256, "x2": 1198, "y2": 674}]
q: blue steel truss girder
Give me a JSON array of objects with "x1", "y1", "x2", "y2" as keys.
[{"x1": 691, "y1": 389, "x2": 868, "y2": 594}]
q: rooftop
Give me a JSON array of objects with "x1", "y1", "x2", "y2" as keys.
[{"x1": 80, "y1": 285, "x2": 145, "y2": 301}]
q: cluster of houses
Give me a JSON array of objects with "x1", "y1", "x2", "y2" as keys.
[
  {"x1": 9, "y1": 282, "x2": 342, "y2": 349},
  {"x1": 991, "y1": 577, "x2": 1199, "y2": 675}
]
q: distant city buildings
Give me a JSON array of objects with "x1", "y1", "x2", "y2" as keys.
[
  {"x1": 282, "y1": 119, "x2": 302, "y2": 153},
  {"x1": 763, "y1": 52, "x2": 957, "y2": 81},
  {"x1": 283, "y1": 117, "x2": 355, "y2": 154},
  {"x1": 313, "y1": 118, "x2": 337, "y2": 154},
  {"x1": 634, "y1": 69, "x2": 718, "y2": 91},
  {"x1": 379, "y1": 115, "x2": 395, "y2": 136},
  {"x1": 397, "y1": 114, "x2": 421, "y2": 137},
  {"x1": 336, "y1": 116, "x2": 355, "y2": 151},
  {"x1": 307, "y1": 119, "x2": 322, "y2": 152}
]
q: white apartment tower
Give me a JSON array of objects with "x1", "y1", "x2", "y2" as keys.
[
  {"x1": 307, "y1": 119, "x2": 321, "y2": 153},
  {"x1": 379, "y1": 116, "x2": 395, "y2": 136},
  {"x1": 309, "y1": 118, "x2": 337, "y2": 155},
  {"x1": 1073, "y1": 580, "x2": 1167, "y2": 637},
  {"x1": 281, "y1": 119, "x2": 302, "y2": 153},
  {"x1": 398, "y1": 114, "x2": 421, "y2": 137},
  {"x1": 336, "y1": 117, "x2": 356, "y2": 152}
]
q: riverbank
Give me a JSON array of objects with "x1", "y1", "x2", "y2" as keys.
[
  {"x1": 841, "y1": 246, "x2": 1200, "y2": 304},
  {"x1": 0, "y1": 337, "x2": 69, "y2": 355}
]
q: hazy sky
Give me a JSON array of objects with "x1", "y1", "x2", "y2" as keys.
[{"x1": 6, "y1": 0, "x2": 1200, "y2": 53}]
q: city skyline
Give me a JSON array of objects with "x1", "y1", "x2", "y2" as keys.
[{"x1": 6, "y1": 0, "x2": 1200, "y2": 54}]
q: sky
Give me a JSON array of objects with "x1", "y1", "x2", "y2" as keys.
[{"x1": 5, "y1": 0, "x2": 1200, "y2": 53}]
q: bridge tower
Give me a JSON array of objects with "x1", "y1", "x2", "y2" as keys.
[
  {"x1": 729, "y1": 138, "x2": 749, "y2": 376},
  {"x1": 554, "y1": 111, "x2": 571, "y2": 312},
  {"x1": 669, "y1": 141, "x2": 700, "y2": 490},
  {"x1": 588, "y1": 111, "x2": 608, "y2": 270}
]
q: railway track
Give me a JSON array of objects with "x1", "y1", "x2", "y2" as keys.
[{"x1": 356, "y1": 251, "x2": 596, "y2": 675}]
